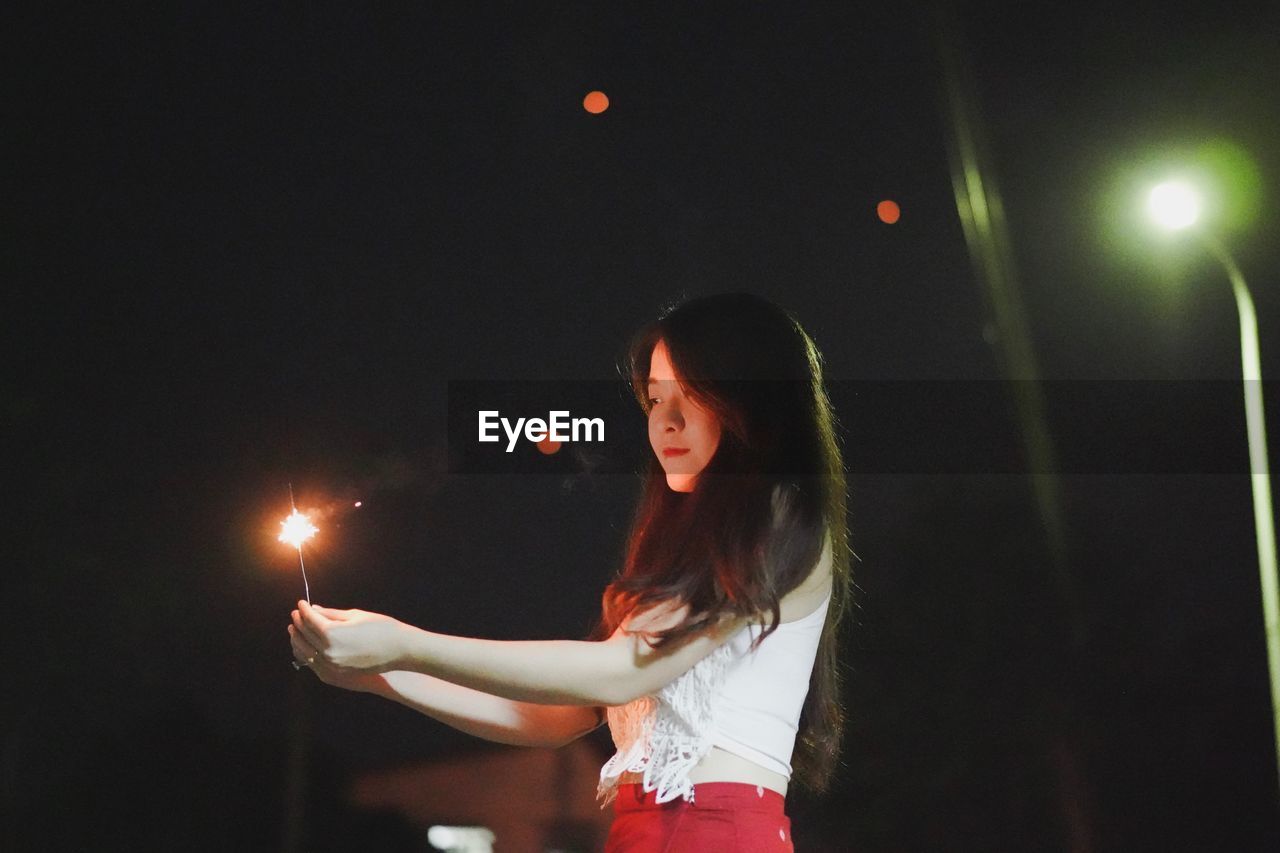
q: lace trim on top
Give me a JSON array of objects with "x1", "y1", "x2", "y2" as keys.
[{"x1": 595, "y1": 640, "x2": 737, "y2": 808}]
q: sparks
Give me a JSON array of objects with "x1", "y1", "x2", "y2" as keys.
[{"x1": 279, "y1": 509, "x2": 318, "y2": 549}]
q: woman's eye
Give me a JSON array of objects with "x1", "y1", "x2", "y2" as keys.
[{"x1": 648, "y1": 398, "x2": 661, "y2": 406}]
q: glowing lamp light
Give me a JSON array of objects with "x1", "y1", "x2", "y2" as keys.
[
  {"x1": 279, "y1": 509, "x2": 318, "y2": 549},
  {"x1": 583, "y1": 90, "x2": 609, "y2": 114},
  {"x1": 1147, "y1": 181, "x2": 1201, "y2": 231}
]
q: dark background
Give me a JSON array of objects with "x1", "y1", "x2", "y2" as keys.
[{"x1": 6, "y1": 1, "x2": 1280, "y2": 850}]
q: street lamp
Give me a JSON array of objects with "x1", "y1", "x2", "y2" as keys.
[
  {"x1": 1147, "y1": 179, "x2": 1280, "y2": 794},
  {"x1": 1147, "y1": 180, "x2": 1201, "y2": 231}
]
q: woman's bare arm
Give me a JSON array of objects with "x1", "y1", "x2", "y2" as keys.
[
  {"x1": 366, "y1": 670, "x2": 607, "y2": 748},
  {"x1": 393, "y1": 611, "x2": 749, "y2": 707}
]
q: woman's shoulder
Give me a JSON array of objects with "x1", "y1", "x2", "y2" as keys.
[{"x1": 613, "y1": 527, "x2": 834, "y2": 633}]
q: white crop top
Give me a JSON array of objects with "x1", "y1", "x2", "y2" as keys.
[{"x1": 596, "y1": 589, "x2": 831, "y2": 807}]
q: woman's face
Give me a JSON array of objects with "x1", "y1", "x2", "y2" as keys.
[{"x1": 647, "y1": 340, "x2": 722, "y2": 493}]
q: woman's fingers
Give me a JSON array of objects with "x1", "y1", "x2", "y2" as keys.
[
  {"x1": 288, "y1": 624, "x2": 317, "y2": 666},
  {"x1": 292, "y1": 608, "x2": 323, "y2": 650},
  {"x1": 291, "y1": 610, "x2": 307, "y2": 647},
  {"x1": 297, "y1": 601, "x2": 337, "y2": 647},
  {"x1": 298, "y1": 600, "x2": 330, "y2": 627},
  {"x1": 289, "y1": 604, "x2": 355, "y2": 670}
]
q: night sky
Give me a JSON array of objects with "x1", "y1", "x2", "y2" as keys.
[{"x1": 7, "y1": 2, "x2": 1280, "y2": 850}]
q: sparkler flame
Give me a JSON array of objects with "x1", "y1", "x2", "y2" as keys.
[{"x1": 278, "y1": 509, "x2": 318, "y2": 549}]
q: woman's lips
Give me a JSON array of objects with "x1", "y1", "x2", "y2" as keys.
[{"x1": 663, "y1": 448, "x2": 691, "y2": 457}]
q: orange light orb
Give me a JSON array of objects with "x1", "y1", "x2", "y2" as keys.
[
  {"x1": 877, "y1": 200, "x2": 901, "y2": 224},
  {"x1": 583, "y1": 90, "x2": 609, "y2": 114},
  {"x1": 536, "y1": 435, "x2": 562, "y2": 455}
]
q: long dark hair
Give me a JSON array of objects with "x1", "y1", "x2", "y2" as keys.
[{"x1": 586, "y1": 291, "x2": 852, "y2": 797}]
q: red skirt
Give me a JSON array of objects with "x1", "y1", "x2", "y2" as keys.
[{"x1": 604, "y1": 781, "x2": 795, "y2": 852}]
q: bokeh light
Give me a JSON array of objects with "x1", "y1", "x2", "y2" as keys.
[
  {"x1": 1196, "y1": 139, "x2": 1262, "y2": 231},
  {"x1": 877, "y1": 200, "x2": 901, "y2": 224},
  {"x1": 583, "y1": 90, "x2": 609, "y2": 114}
]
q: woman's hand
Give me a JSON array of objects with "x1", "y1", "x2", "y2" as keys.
[
  {"x1": 289, "y1": 600, "x2": 409, "y2": 677},
  {"x1": 288, "y1": 614, "x2": 382, "y2": 693}
]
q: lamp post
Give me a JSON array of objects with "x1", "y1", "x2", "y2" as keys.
[{"x1": 1147, "y1": 180, "x2": 1279, "y2": 794}]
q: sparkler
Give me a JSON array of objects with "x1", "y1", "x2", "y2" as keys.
[
  {"x1": 279, "y1": 484, "x2": 319, "y2": 603},
  {"x1": 281, "y1": 484, "x2": 318, "y2": 672}
]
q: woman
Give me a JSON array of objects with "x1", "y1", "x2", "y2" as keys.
[{"x1": 289, "y1": 292, "x2": 852, "y2": 851}]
